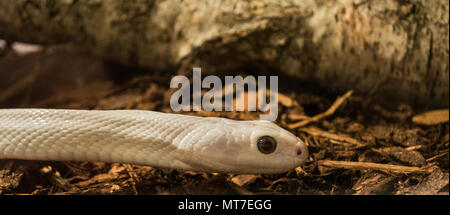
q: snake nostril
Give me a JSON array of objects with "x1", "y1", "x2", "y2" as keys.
[{"x1": 296, "y1": 148, "x2": 302, "y2": 156}]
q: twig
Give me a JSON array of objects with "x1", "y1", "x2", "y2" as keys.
[
  {"x1": 287, "y1": 114, "x2": 311, "y2": 121},
  {"x1": 319, "y1": 160, "x2": 433, "y2": 174},
  {"x1": 426, "y1": 151, "x2": 449, "y2": 162},
  {"x1": 271, "y1": 89, "x2": 297, "y2": 108},
  {"x1": 405, "y1": 145, "x2": 423, "y2": 151},
  {"x1": 287, "y1": 90, "x2": 353, "y2": 129},
  {"x1": 299, "y1": 126, "x2": 367, "y2": 148}
]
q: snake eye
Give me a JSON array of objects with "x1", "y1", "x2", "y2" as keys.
[{"x1": 257, "y1": 136, "x2": 277, "y2": 154}]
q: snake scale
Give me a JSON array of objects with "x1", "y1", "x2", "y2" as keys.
[{"x1": 0, "y1": 109, "x2": 308, "y2": 174}]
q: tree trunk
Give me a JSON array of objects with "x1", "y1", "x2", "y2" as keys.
[{"x1": 0, "y1": 0, "x2": 448, "y2": 107}]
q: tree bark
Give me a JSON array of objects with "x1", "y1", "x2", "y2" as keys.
[{"x1": 0, "y1": 0, "x2": 448, "y2": 107}]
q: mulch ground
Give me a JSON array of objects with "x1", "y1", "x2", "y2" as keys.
[{"x1": 0, "y1": 46, "x2": 448, "y2": 195}]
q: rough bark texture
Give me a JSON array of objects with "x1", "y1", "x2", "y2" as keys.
[{"x1": 0, "y1": 0, "x2": 448, "y2": 107}]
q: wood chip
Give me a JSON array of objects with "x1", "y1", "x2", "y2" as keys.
[
  {"x1": 40, "y1": 166, "x2": 80, "y2": 192},
  {"x1": 398, "y1": 168, "x2": 449, "y2": 194},
  {"x1": 372, "y1": 147, "x2": 426, "y2": 167},
  {"x1": 230, "y1": 175, "x2": 261, "y2": 187},
  {"x1": 412, "y1": 109, "x2": 449, "y2": 126},
  {"x1": 353, "y1": 171, "x2": 395, "y2": 195}
]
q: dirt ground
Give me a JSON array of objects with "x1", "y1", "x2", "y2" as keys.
[{"x1": 0, "y1": 46, "x2": 448, "y2": 195}]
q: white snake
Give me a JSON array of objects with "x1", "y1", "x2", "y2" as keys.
[{"x1": 0, "y1": 109, "x2": 308, "y2": 174}]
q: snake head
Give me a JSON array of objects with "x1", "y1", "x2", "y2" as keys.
[
  {"x1": 245, "y1": 120, "x2": 308, "y2": 173},
  {"x1": 192, "y1": 119, "x2": 308, "y2": 174}
]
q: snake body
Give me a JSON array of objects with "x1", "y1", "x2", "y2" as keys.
[{"x1": 0, "y1": 109, "x2": 307, "y2": 174}]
